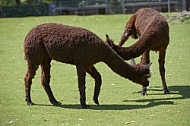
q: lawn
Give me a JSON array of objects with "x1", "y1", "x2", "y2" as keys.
[{"x1": 0, "y1": 14, "x2": 190, "y2": 126}]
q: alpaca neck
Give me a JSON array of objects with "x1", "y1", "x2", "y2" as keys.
[
  {"x1": 102, "y1": 51, "x2": 142, "y2": 84},
  {"x1": 113, "y1": 39, "x2": 150, "y2": 60}
]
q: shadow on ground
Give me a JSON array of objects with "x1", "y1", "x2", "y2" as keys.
[{"x1": 35, "y1": 85, "x2": 190, "y2": 110}]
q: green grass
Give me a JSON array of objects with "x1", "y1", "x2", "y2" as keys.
[{"x1": 0, "y1": 14, "x2": 190, "y2": 126}]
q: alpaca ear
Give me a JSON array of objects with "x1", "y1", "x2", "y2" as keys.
[
  {"x1": 131, "y1": 34, "x2": 139, "y2": 39},
  {"x1": 119, "y1": 30, "x2": 129, "y2": 46},
  {"x1": 131, "y1": 58, "x2": 136, "y2": 65},
  {"x1": 142, "y1": 63, "x2": 152, "y2": 70},
  {"x1": 124, "y1": 30, "x2": 129, "y2": 37},
  {"x1": 106, "y1": 34, "x2": 113, "y2": 48},
  {"x1": 106, "y1": 34, "x2": 110, "y2": 40}
]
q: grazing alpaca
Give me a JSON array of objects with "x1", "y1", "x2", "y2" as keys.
[
  {"x1": 106, "y1": 8, "x2": 170, "y2": 95},
  {"x1": 24, "y1": 23, "x2": 151, "y2": 109}
]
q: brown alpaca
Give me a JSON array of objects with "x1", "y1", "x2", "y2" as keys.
[
  {"x1": 106, "y1": 8, "x2": 170, "y2": 95},
  {"x1": 24, "y1": 23, "x2": 151, "y2": 109}
]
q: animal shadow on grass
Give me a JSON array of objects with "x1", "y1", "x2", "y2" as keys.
[
  {"x1": 35, "y1": 85, "x2": 190, "y2": 110},
  {"x1": 120, "y1": 85, "x2": 190, "y2": 109}
]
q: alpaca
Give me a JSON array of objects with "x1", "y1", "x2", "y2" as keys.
[
  {"x1": 106, "y1": 8, "x2": 170, "y2": 95},
  {"x1": 24, "y1": 23, "x2": 151, "y2": 109}
]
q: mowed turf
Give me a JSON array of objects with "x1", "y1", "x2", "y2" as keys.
[{"x1": 0, "y1": 14, "x2": 190, "y2": 126}]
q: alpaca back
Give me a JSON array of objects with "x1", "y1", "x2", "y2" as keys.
[
  {"x1": 24, "y1": 23, "x2": 113, "y2": 65},
  {"x1": 134, "y1": 8, "x2": 169, "y2": 49},
  {"x1": 122, "y1": 8, "x2": 169, "y2": 51}
]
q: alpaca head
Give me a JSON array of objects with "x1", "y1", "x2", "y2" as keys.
[
  {"x1": 119, "y1": 22, "x2": 138, "y2": 46},
  {"x1": 131, "y1": 58, "x2": 152, "y2": 87},
  {"x1": 105, "y1": 34, "x2": 151, "y2": 87}
]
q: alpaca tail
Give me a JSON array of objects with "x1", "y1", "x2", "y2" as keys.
[{"x1": 24, "y1": 32, "x2": 45, "y2": 65}]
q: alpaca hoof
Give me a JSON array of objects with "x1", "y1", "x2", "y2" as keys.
[
  {"x1": 93, "y1": 98, "x2": 99, "y2": 105},
  {"x1": 164, "y1": 90, "x2": 170, "y2": 94},
  {"x1": 27, "y1": 102, "x2": 35, "y2": 106},
  {"x1": 51, "y1": 100, "x2": 62, "y2": 106},
  {"x1": 163, "y1": 87, "x2": 170, "y2": 94},
  {"x1": 82, "y1": 105, "x2": 91, "y2": 109},
  {"x1": 142, "y1": 92, "x2": 148, "y2": 96},
  {"x1": 142, "y1": 87, "x2": 148, "y2": 96}
]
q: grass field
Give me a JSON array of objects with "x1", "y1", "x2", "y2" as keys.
[{"x1": 0, "y1": 14, "x2": 190, "y2": 126}]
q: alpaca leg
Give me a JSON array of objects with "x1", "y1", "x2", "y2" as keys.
[
  {"x1": 76, "y1": 64, "x2": 89, "y2": 109},
  {"x1": 24, "y1": 63, "x2": 38, "y2": 105},
  {"x1": 140, "y1": 51, "x2": 150, "y2": 64},
  {"x1": 86, "y1": 66, "x2": 102, "y2": 105},
  {"x1": 140, "y1": 51, "x2": 150, "y2": 95},
  {"x1": 159, "y1": 49, "x2": 170, "y2": 94},
  {"x1": 41, "y1": 58, "x2": 61, "y2": 105}
]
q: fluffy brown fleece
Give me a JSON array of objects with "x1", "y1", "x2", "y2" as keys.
[
  {"x1": 106, "y1": 8, "x2": 170, "y2": 95},
  {"x1": 24, "y1": 23, "x2": 151, "y2": 108}
]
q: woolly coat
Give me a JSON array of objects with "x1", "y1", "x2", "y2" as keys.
[
  {"x1": 24, "y1": 23, "x2": 151, "y2": 108},
  {"x1": 116, "y1": 8, "x2": 170, "y2": 60}
]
